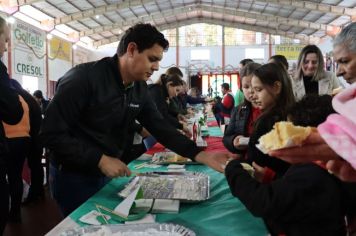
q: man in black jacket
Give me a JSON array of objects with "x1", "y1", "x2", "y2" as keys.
[
  {"x1": 41, "y1": 23, "x2": 234, "y2": 216},
  {"x1": 33, "y1": 90, "x2": 49, "y2": 115},
  {"x1": 0, "y1": 16, "x2": 23, "y2": 234}
]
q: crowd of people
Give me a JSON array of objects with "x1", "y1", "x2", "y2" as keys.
[
  {"x1": 0, "y1": 13, "x2": 355, "y2": 236},
  {"x1": 224, "y1": 22, "x2": 356, "y2": 235}
]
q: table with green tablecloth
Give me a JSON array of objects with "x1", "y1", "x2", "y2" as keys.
[{"x1": 46, "y1": 121, "x2": 268, "y2": 236}]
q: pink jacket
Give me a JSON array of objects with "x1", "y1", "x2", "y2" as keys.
[{"x1": 318, "y1": 83, "x2": 356, "y2": 170}]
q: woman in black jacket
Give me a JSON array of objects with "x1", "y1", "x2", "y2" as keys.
[
  {"x1": 223, "y1": 63, "x2": 261, "y2": 158},
  {"x1": 148, "y1": 74, "x2": 188, "y2": 133}
]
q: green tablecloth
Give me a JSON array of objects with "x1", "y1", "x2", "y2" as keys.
[
  {"x1": 207, "y1": 126, "x2": 223, "y2": 137},
  {"x1": 69, "y1": 163, "x2": 267, "y2": 236}
]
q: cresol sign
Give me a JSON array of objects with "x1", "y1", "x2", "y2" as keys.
[{"x1": 12, "y1": 21, "x2": 45, "y2": 78}]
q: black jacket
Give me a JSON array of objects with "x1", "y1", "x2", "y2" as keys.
[
  {"x1": 226, "y1": 160, "x2": 346, "y2": 236},
  {"x1": 10, "y1": 80, "x2": 43, "y2": 157},
  {"x1": 148, "y1": 84, "x2": 183, "y2": 129},
  {"x1": 223, "y1": 103, "x2": 251, "y2": 154},
  {"x1": 40, "y1": 56, "x2": 200, "y2": 175},
  {"x1": 248, "y1": 111, "x2": 290, "y2": 177},
  {"x1": 0, "y1": 62, "x2": 23, "y2": 165}
]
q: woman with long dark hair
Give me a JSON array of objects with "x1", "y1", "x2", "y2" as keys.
[{"x1": 148, "y1": 74, "x2": 189, "y2": 134}]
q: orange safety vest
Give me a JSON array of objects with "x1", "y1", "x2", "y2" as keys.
[{"x1": 3, "y1": 95, "x2": 30, "y2": 138}]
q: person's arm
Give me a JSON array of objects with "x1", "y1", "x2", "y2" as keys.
[
  {"x1": 223, "y1": 107, "x2": 242, "y2": 153},
  {"x1": 138, "y1": 93, "x2": 236, "y2": 172},
  {"x1": 167, "y1": 97, "x2": 181, "y2": 117},
  {"x1": 130, "y1": 121, "x2": 143, "y2": 134},
  {"x1": 225, "y1": 160, "x2": 327, "y2": 222},
  {"x1": 186, "y1": 95, "x2": 206, "y2": 105},
  {"x1": 40, "y1": 66, "x2": 105, "y2": 172},
  {"x1": 148, "y1": 86, "x2": 183, "y2": 129},
  {"x1": 225, "y1": 160, "x2": 294, "y2": 220},
  {"x1": 269, "y1": 131, "x2": 339, "y2": 164},
  {"x1": 19, "y1": 89, "x2": 43, "y2": 154},
  {"x1": 138, "y1": 95, "x2": 200, "y2": 159},
  {"x1": 0, "y1": 78, "x2": 23, "y2": 124},
  {"x1": 326, "y1": 159, "x2": 356, "y2": 182},
  {"x1": 248, "y1": 116, "x2": 289, "y2": 177},
  {"x1": 17, "y1": 89, "x2": 42, "y2": 138}
]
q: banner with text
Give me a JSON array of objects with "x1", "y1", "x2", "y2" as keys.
[
  {"x1": 12, "y1": 20, "x2": 45, "y2": 78},
  {"x1": 275, "y1": 44, "x2": 305, "y2": 60}
]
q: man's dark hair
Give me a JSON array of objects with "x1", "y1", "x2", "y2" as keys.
[
  {"x1": 239, "y1": 58, "x2": 254, "y2": 67},
  {"x1": 288, "y1": 94, "x2": 335, "y2": 127},
  {"x1": 221, "y1": 83, "x2": 230, "y2": 90},
  {"x1": 33, "y1": 90, "x2": 44, "y2": 99},
  {"x1": 117, "y1": 23, "x2": 169, "y2": 56}
]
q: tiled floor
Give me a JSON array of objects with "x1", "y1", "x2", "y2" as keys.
[{"x1": 4, "y1": 188, "x2": 63, "y2": 236}]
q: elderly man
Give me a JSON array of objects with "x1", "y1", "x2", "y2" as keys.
[{"x1": 271, "y1": 22, "x2": 356, "y2": 182}]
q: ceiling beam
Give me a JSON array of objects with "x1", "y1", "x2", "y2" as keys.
[
  {"x1": 92, "y1": 16, "x2": 319, "y2": 47},
  {"x1": 1, "y1": 0, "x2": 42, "y2": 7},
  {"x1": 258, "y1": 0, "x2": 356, "y2": 17},
  {"x1": 200, "y1": 5, "x2": 333, "y2": 32},
  {"x1": 51, "y1": 0, "x2": 155, "y2": 25},
  {"x1": 79, "y1": 5, "x2": 199, "y2": 38},
  {"x1": 79, "y1": 3, "x2": 334, "y2": 40}
]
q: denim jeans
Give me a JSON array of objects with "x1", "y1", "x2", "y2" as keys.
[{"x1": 49, "y1": 164, "x2": 110, "y2": 217}]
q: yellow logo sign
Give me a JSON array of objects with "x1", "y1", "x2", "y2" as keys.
[
  {"x1": 275, "y1": 45, "x2": 305, "y2": 60},
  {"x1": 49, "y1": 37, "x2": 71, "y2": 61}
]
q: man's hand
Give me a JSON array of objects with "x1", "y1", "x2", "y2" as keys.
[
  {"x1": 140, "y1": 127, "x2": 151, "y2": 138},
  {"x1": 98, "y1": 154, "x2": 131, "y2": 178},
  {"x1": 177, "y1": 114, "x2": 187, "y2": 122},
  {"x1": 204, "y1": 97, "x2": 213, "y2": 102},
  {"x1": 195, "y1": 151, "x2": 238, "y2": 173},
  {"x1": 269, "y1": 131, "x2": 339, "y2": 164},
  {"x1": 326, "y1": 159, "x2": 356, "y2": 182},
  {"x1": 181, "y1": 122, "x2": 192, "y2": 137}
]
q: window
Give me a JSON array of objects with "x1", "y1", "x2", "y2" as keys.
[
  {"x1": 245, "y1": 48, "x2": 265, "y2": 60},
  {"x1": 191, "y1": 49, "x2": 210, "y2": 60},
  {"x1": 21, "y1": 75, "x2": 38, "y2": 94}
]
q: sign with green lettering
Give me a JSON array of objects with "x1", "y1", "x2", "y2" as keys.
[{"x1": 12, "y1": 20, "x2": 45, "y2": 78}]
